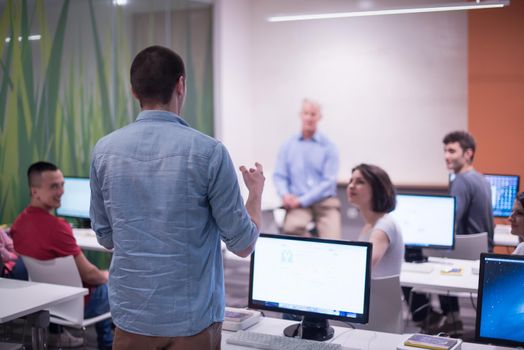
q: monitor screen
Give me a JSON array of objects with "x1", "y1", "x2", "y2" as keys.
[
  {"x1": 484, "y1": 174, "x2": 520, "y2": 217},
  {"x1": 249, "y1": 234, "x2": 371, "y2": 340},
  {"x1": 56, "y1": 177, "x2": 91, "y2": 219},
  {"x1": 476, "y1": 253, "x2": 524, "y2": 347},
  {"x1": 390, "y1": 194, "x2": 456, "y2": 249}
]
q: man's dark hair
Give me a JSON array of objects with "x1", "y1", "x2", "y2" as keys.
[
  {"x1": 130, "y1": 45, "x2": 185, "y2": 106},
  {"x1": 352, "y1": 163, "x2": 396, "y2": 213},
  {"x1": 27, "y1": 161, "x2": 58, "y2": 187},
  {"x1": 443, "y1": 131, "x2": 476, "y2": 161},
  {"x1": 517, "y1": 192, "x2": 524, "y2": 209}
]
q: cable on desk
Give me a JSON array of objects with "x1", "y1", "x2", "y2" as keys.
[{"x1": 469, "y1": 293, "x2": 477, "y2": 311}]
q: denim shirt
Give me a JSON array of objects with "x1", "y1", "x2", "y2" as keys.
[
  {"x1": 273, "y1": 131, "x2": 339, "y2": 207},
  {"x1": 90, "y1": 110, "x2": 258, "y2": 337}
]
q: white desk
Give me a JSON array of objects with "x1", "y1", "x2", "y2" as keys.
[
  {"x1": 400, "y1": 257, "x2": 479, "y2": 294},
  {"x1": 0, "y1": 278, "x2": 87, "y2": 323},
  {"x1": 222, "y1": 317, "x2": 515, "y2": 350},
  {"x1": 72, "y1": 228, "x2": 112, "y2": 252},
  {"x1": 494, "y1": 231, "x2": 518, "y2": 247},
  {"x1": 0, "y1": 278, "x2": 88, "y2": 349}
]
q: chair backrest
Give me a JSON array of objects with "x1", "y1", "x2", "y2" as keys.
[
  {"x1": 424, "y1": 232, "x2": 488, "y2": 260},
  {"x1": 21, "y1": 255, "x2": 84, "y2": 324},
  {"x1": 356, "y1": 274, "x2": 403, "y2": 333}
]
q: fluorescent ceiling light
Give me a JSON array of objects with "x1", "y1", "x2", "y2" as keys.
[
  {"x1": 5, "y1": 34, "x2": 41, "y2": 43},
  {"x1": 267, "y1": 0, "x2": 509, "y2": 22},
  {"x1": 113, "y1": 0, "x2": 128, "y2": 6}
]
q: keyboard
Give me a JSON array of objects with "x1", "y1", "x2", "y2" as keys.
[
  {"x1": 226, "y1": 330, "x2": 342, "y2": 350},
  {"x1": 402, "y1": 263, "x2": 434, "y2": 273}
]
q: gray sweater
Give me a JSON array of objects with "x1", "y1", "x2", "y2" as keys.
[{"x1": 450, "y1": 170, "x2": 494, "y2": 250}]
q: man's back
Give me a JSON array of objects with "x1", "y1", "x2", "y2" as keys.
[
  {"x1": 90, "y1": 110, "x2": 258, "y2": 337},
  {"x1": 451, "y1": 170, "x2": 494, "y2": 247}
]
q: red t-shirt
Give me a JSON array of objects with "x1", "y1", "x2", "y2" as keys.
[{"x1": 11, "y1": 206, "x2": 81, "y2": 260}]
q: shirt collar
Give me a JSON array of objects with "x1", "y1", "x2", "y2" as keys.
[
  {"x1": 136, "y1": 110, "x2": 190, "y2": 127},
  {"x1": 298, "y1": 131, "x2": 321, "y2": 142}
]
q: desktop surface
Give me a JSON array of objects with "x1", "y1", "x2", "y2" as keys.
[
  {"x1": 400, "y1": 257, "x2": 479, "y2": 294},
  {"x1": 221, "y1": 317, "x2": 516, "y2": 350},
  {"x1": 0, "y1": 278, "x2": 87, "y2": 323}
]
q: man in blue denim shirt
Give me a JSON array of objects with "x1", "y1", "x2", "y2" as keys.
[{"x1": 90, "y1": 46, "x2": 264, "y2": 350}]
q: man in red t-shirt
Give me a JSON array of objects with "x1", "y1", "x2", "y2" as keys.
[{"x1": 11, "y1": 161, "x2": 113, "y2": 349}]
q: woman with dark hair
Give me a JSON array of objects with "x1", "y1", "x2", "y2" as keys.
[
  {"x1": 510, "y1": 192, "x2": 524, "y2": 255},
  {"x1": 347, "y1": 164, "x2": 404, "y2": 277}
]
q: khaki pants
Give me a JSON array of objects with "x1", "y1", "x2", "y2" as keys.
[
  {"x1": 282, "y1": 197, "x2": 341, "y2": 239},
  {"x1": 113, "y1": 322, "x2": 222, "y2": 350}
]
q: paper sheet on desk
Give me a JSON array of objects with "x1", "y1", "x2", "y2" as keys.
[{"x1": 440, "y1": 267, "x2": 463, "y2": 276}]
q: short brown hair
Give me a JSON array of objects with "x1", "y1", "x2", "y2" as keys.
[
  {"x1": 352, "y1": 164, "x2": 396, "y2": 213},
  {"x1": 27, "y1": 161, "x2": 58, "y2": 187},
  {"x1": 443, "y1": 131, "x2": 476, "y2": 161},
  {"x1": 130, "y1": 46, "x2": 185, "y2": 106}
]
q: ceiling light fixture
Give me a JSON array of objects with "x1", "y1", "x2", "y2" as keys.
[
  {"x1": 113, "y1": 0, "x2": 128, "y2": 6},
  {"x1": 5, "y1": 34, "x2": 42, "y2": 43},
  {"x1": 267, "y1": 0, "x2": 509, "y2": 22}
]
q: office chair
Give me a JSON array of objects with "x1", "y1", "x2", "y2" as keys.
[
  {"x1": 423, "y1": 232, "x2": 489, "y2": 260},
  {"x1": 21, "y1": 255, "x2": 111, "y2": 348},
  {"x1": 356, "y1": 274, "x2": 403, "y2": 333}
]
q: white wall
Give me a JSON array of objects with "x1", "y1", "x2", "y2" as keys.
[{"x1": 214, "y1": 0, "x2": 467, "y2": 191}]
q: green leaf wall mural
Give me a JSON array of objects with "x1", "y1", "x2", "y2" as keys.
[{"x1": 0, "y1": 0, "x2": 214, "y2": 225}]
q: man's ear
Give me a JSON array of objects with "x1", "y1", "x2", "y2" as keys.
[
  {"x1": 176, "y1": 75, "x2": 185, "y2": 96},
  {"x1": 464, "y1": 148, "x2": 474, "y2": 163},
  {"x1": 131, "y1": 86, "x2": 139, "y2": 100}
]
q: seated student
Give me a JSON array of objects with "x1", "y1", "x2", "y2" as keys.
[
  {"x1": 0, "y1": 227, "x2": 17, "y2": 277},
  {"x1": 510, "y1": 192, "x2": 524, "y2": 255},
  {"x1": 0, "y1": 227, "x2": 27, "y2": 280},
  {"x1": 347, "y1": 164, "x2": 404, "y2": 277},
  {"x1": 10, "y1": 161, "x2": 112, "y2": 349}
]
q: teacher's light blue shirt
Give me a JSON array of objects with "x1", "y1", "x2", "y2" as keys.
[
  {"x1": 273, "y1": 132, "x2": 339, "y2": 207},
  {"x1": 90, "y1": 110, "x2": 258, "y2": 337}
]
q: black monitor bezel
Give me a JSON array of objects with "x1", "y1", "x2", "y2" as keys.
[
  {"x1": 475, "y1": 253, "x2": 524, "y2": 347},
  {"x1": 248, "y1": 233, "x2": 372, "y2": 324},
  {"x1": 483, "y1": 173, "x2": 520, "y2": 218},
  {"x1": 56, "y1": 176, "x2": 91, "y2": 220},
  {"x1": 394, "y1": 193, "x2": 456, "y2": 250}
]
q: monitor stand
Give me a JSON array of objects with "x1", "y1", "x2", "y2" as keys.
[
  {"x1": 404, "y1": 247, "x2": 428, "y2": 263},
  {"x1": 283, "y1": 316, "x2": 334, "y2": 341},
  {"x1": 75, "y1": 218, "x2": 92, "y2": 229}
]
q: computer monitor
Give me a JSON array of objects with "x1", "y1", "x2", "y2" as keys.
[
  {"x1": 248, "y1": 234, "x2": 371, "y2": 341},
  {"x1": 484, "y1": 174, "x2": 520, "y2": 217},
  {"x1": 389, "y1": 194, "x2": 456, "y2": 262},
  {"x1": 476, "y1": 253, "x2": 524, "y2": 347},
  {"x1": 56, "y1": 177, "x2": 91, "y2": 220}
]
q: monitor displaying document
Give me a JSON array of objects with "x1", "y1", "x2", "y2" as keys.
[{"x1": 249, "y1": 234, "x2": 371, "y2": 341}]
